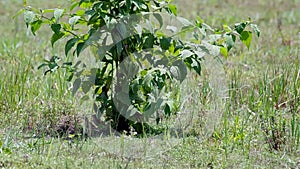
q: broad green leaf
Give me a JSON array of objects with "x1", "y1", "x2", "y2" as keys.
[
  {"x1": 193, "y1": 50, "x2": 205, "y2": 60},
  {"x1": 72, "y1": 78, "x2": 81, "y2": 96},
  {"x1": 250, "y1": 24, "x2": 261, "y2": 37},
  {"x1": 69, "y1": 16, "x2": 81, "y2": 26},
  {"x1": 117, "y1": 92, "x2": 131, "y2": 105},
  {"x1": 13, "y1": 8, "x2": 25, "y2": 19},
  {"x1": 126, "y1": 107, "x2": 139, "y2": 119},
  {"x1": 153, "y1": 13, "x2": 163, "y2": 28},
  {"x1": 82, "y1": 81, "x2": 92, "y2": 94},
  {"x1": 184, "y1": 57, "x2": 201, "y2": 75},
  {"x1": 51, "y1": 32, "x2": 64, "y2": 46},
  {"x1": 24, "y1": 10, "x2": 35, "y2": 25},
  {"x1": 155, "y1": 57, "x2": 169, "y2": 66},
  {"x1": 198, "y1": 45, "x2": 210, "y2": 55},
  {"x1": 54, "y1": 8, "x2": 64, "y2": 22},
  {"x1": 180, "y1": 49, "x2": 193, "y2": 59},
  {"x1": 76, "y1": 42, "x2": 85, "y2": 56},
  {"x1": 65, "y1": 38, "x2": 79, "y2": 56},
  {"x1": 154, "y1": 98, "x2": 165, "y2": 112},
  {"x1": 167, "y1": 4, "x2": 177, "y2": 16},
  {"x1": 160, "y1": 37, "x2": 171, "y2": 50},
  {"x1": 42, "y1": 9, "x2": 55, "y2": 13},
  {"x1": 223, "y1": 24, "x2": 232, "y2": 32},
  {"x1": 220, "y1": 46, "x2": 228, "y2": 58},
  {"x1": 70, "y1": 1, "x2": 79, "y2": 11},
  {"x1": 79, "y1": 1, "x2": 93, "y2": 8},
  {"x1": 76, "y1": 9, "x2": 85, "y2": 16},
  {"x1": 116, "y1": 42, "x2": 123, "y2": 56},
  {"x1": 166, "y1": 25, "x2": 177, "y2": 33},
  {"x1": 87, "y1": 13, "x2": 98, "y2": 25},
  {"x1": 144, "y1": 34, "x2": 155, "y2": 48},
  {"x1": 234, "y1": 22, "x2": 247, "y2": 34},
  {"x1": 30, "y1": 20, "x2": 42, "y2": 35},
  {"x1": 224, "y1": 33, "x2": 235, "y2": 51},
  {"x1": 51, "y1": 24, "x2": 61, "y2": 34},
  {"x1": 240, "y1": 31, "x2": 252, "y2": 49},
  {"x1": 177, "y1": 17, "x2": 192, "y2": 26},
  {"x1": 134, "y1": 24, "x2": 143, "y2": 35},
  {"x1": 116, "y1": 22, "x2": 127, "y2": 39},
  {"x1": 170, "y1": 63, "x2": 187, "y2": 82},
  {"x1": 191, "y1": 58, "x2": 201, "y2": 75}
]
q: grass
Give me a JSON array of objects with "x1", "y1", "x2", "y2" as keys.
[{"x1": 0, "y1": 0, "x2": 300, "y2": 168}]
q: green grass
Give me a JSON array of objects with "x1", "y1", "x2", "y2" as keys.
[{"x1": 1, "y1": 0, "x2": 300, "y2": 168}]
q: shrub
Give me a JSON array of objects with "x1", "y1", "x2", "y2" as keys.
[{"x1": 18, "y1": 0, "x2": 260, "y2": 136}]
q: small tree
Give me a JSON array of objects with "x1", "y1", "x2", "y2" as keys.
[{"x1": 19, "y1": 0, "x2": 260, "y2": 136}]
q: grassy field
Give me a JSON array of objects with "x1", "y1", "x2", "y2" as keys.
[{"x1": 0, "y1": 0, "x2": 300, "y2": 168}]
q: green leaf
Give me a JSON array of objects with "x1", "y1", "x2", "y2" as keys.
[
  {"x1": 144, "y1": 34, "x2": 155, "y2": 48},
  {"x1": 250, "y1": 24, "x2": 260, "y2": 37},
  {"x1": 54, "y1": 8, "x2": 64, "y2": 22},
  {"x1": 30, "y1": 20, "x2": 42, "y2": 35},
  {"x1": 82, "y1": 81, "x2": 92, "y2": 94},
  {"x1": 177, "y1": 17, "x2": 192, "y2": 26},
  {"x1": 116, "y1": 42, "x2": 123, "y2": 56},
  {"x1": 51, "y1": 32, "x2": 65, "y2": 46},
  {"x1": 24, "y1": 10, "x2": 35, "y2": 25},
  {"x1": 223, "y1": 24, "x2": 232, "y2": 32},
  {"x1": 132, "y1": 0, "x2": 147, "y2": 10},
  {"x1": 116, "y1": 22, "x2": 127, "y2": 39},
  {"x1": 76, "y1": 42, "x2": 85, "y2": 56},
  {"x1": 76, "y1": 9, "x2": 85, "y2": 16},
  {"x1": 134, "y1": 24, "x2": 143, "y2": 35},
  {"x1": 180, "y1": 49, "x2": 194, "y2": 59},
  {"x1": 240, "y1": 31, "x2": 252, "y2": 49},
  {"x1": 184, "y1": 57, "x2": 201, "y2": 75},
  {"x1": 160, "y1": 37, "x2": 171, "y2": 50},
  {"x1": 69, "y1": 16, "x2": 81, "y2": 26},
  {"x1": 65, "y1": 38, "x2": 79, "y2": 56},
  {"x1": 153, "y1": 13, "x2": 163, "y2": 28},
  {"x1": 224, "y1": 33, "x2": 235, "y2": 51},
  {"x1": 170, "y1": 61, "x2": 187, "y2": 82},
  {"x1": 72, "y1": 78, "x2": 81, "y2": 96},
  {"x1": 70, "y1": 1, "x2": 79, "y2": 11},
  {"x1": 167, "y1": 4, "x2": 177, "y2": 16},
  {"x1": 166, "y1": 25, "x2": 177, "y2": 33},
  {"x1": 191, "y1": 58, "x2": 201, "y2": 75},
  {"x1": 220, "y1": 46, "x2": 228, "y2": 58},
  {"x1": 234, "y1": 22, "x2": 247, "y2": 34},
  {"x1": 42, "y1": 9, "x2": 55, "y2": 14},
  {"x1": 51, "y1": 24, "x2": 61, "y2": 34},
  {"x1": 13, "y1": 8, "x2": 25, "y2": 19}
]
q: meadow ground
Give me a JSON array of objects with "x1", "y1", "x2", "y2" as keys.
[{"x1": 0, "y1": 0, "x2": 300, "y2": 168}]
